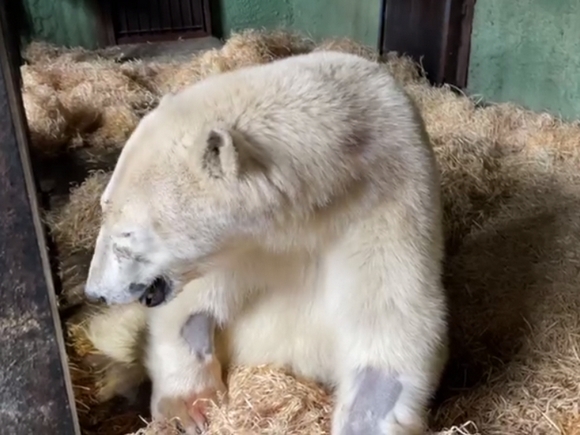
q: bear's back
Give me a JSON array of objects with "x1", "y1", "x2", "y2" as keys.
[
  {"x1": 179, "y1": 51, "x2": 411, "y2": 132},
  {"x1": 173, "y1": 51, "x2": 426, "y2": 175},
  {"x1": 152, "y1": 51, "x2": 437, "y2": 217}
]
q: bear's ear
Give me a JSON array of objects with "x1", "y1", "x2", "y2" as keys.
[{"x1": 201, "y1": 128, "x2": 240, "y2": 179}]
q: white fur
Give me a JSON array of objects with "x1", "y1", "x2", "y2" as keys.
[{"x1": 86, "y1": 51, "x2": 448, "y2": 435}]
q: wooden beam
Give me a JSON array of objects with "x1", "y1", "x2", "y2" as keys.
[
  {"x1": 380, "y1": 0, "x2": 476, "y2": 88},
  {"x1": 0, "y1": 3, "x2": 81, "y2": 434},
  {"x1": 93, "y1": 0, "x2": 117, "y2": 47}
]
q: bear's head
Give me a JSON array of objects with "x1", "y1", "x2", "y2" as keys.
[{"x1": 84, "y1": 94, "x2": 277, "y2": 307}]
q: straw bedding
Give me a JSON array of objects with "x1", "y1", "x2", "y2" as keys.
[{"x1": 22, "y1": 30, "x2": 580, "y2": 434}]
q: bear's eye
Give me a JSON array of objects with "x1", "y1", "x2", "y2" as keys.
[{"x1": 120, "y1": 232, "x2": 133, "y2": 238}]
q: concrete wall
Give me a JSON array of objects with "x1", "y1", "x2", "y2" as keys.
[
  {"x1": 217, "y1": 0, "x2": 381, "y2": 48},
  {"x1": 468, "y1": 0, "x2": 580, "y2": 120}
]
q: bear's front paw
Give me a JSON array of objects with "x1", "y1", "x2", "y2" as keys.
[
  {"x1": 152, "y1": 359, "x2": 227, "y2": 434},
  {"x1": 155, "y1": 386, "x2": 225, "y2": 434}
]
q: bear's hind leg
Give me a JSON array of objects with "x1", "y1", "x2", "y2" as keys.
[
  {"x1": 333, "y1": 366, "x2": 444, "y2": 435},
  {"x1": 339, "y1": 367, "x2": 402, "y2": 434},
  {"x1": 326, "y1": 222, "x2": 448, "y2": 434}
]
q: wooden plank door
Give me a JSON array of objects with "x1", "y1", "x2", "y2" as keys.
[{"x1": 99, "y1": 0, "x2": 213, "y2": 45}]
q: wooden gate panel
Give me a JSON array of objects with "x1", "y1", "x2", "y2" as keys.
[
  {"x1": 107, "y1": 0, "x2": 212, "y2": 45},
  {"x1": 0, "y1": 2, "x2": 80, "y2": 434}
]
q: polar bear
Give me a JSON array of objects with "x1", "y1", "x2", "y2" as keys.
[{"x1": 85, "y1": 50, "x2": 448, "y2": 435}]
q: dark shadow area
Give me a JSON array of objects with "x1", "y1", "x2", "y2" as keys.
[
  {"x1": 5, "y1": 0, "x2": 31, "y2": 51},
  {"x1": 209, "y1": 0, "x2": 223, "y2": 39},
  {"x1": 431, "y1": 179, "x2": 578, "y2": 427}
]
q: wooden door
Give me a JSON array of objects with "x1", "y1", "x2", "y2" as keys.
[
  {"x1": 100, "y1": 0, "x2": 212, "y2": 45},
  {"x1": 379, "y1": 0, "x2": 476, "y2": 88}
]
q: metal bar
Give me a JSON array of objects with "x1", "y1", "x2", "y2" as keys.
[
  {"x1": 166, "y1": 0, "x2": 174, "y2": 31},
  {"x1": 123, "y1": 4, "x2": 131, "y2": 37},
  {"x1": 377, "y1": 0, "x2": 387, "y2": 53},
  {"x1": 178, "y1": 0, "x2": 186, "y2": 28},
  {"x1": 201, "y1": 0, "x2": 212, "y2": 35},
  {"x1": 148, "y1": 0, "x2": 161, "y2": 32}
]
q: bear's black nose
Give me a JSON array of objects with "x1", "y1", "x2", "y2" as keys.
[{"x1": 85, "y1": 287, "x2": 108, "y2": 305}]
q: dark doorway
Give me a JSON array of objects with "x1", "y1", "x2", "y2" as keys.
[
  {"x1": 99, "y1": 0, "x2": 212, "y2": 46},
  {"x1": 379, "y1": 0, "x2": 475, "y2": 88}
]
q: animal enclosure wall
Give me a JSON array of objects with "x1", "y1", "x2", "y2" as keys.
[
  {"x1": 468, "y1": 0, "x2": 580, "y2": 120},
  {"x1": 15, "y1": 0, "x2": 213, "y2": 48},
  {"x1": 217, "y1": 0, "x2": 381, "y2": 49},
  {"x1": 14, "y1": 0, "x2": 382, "y2": 49},
  {"x1": 17, "y1": 0, "x2": 101, "y2": 49}
]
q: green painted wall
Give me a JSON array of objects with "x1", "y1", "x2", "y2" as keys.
[
  {"x1": 468, "y1": 0, "x2": 580, "y2": 120},
  {"x1": 292, "y1": 0, "x2": 380, "y2": 47},
  {"x1": 217, "y1": 0, "x2": 381, "y2": 48},
  {"x1": 20, "y1": 0, "x2": 100, "y2": 49},
  {"x1": 18, "y1": 0, "x2": 380, "y2": 51},
  {"x1": 217, "y1": 0, "x2": 294, "y2": 36}
]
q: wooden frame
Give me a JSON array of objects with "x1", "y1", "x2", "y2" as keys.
[
  {"x1": 379, "y1": 0, "x2": 476, "y2": 88},
  {"x1": 0, "y1": 3, "x2": 80, "y2": 434},
  {"x1": 94, "y1": 0, "x2": 117, "y2": 48}
]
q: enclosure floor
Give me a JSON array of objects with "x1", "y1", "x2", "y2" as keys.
[{"x1": 97, "y1": 36, "x2": 223, "y2": 64}]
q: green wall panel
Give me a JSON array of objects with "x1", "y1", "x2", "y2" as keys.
[
  {"x1": 468, "y1": 0, "x2": 580, "y2": 120},
  {"x1": 21, "y1": 0, "x2": 99, "y2": 49},
  {"x1": 291, "y1": 0, "x2": 380, "y2": 47},
  {"x1": 218, "y1": 0, "x2": 294, "y2": 36},
  {"x1": 217, "y1": 0, "x2": 381, "y2": 48}
]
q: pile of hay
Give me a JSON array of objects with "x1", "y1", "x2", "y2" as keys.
[{"x1": 24, "y1": 30, "x2": 580, "y2": 435}]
